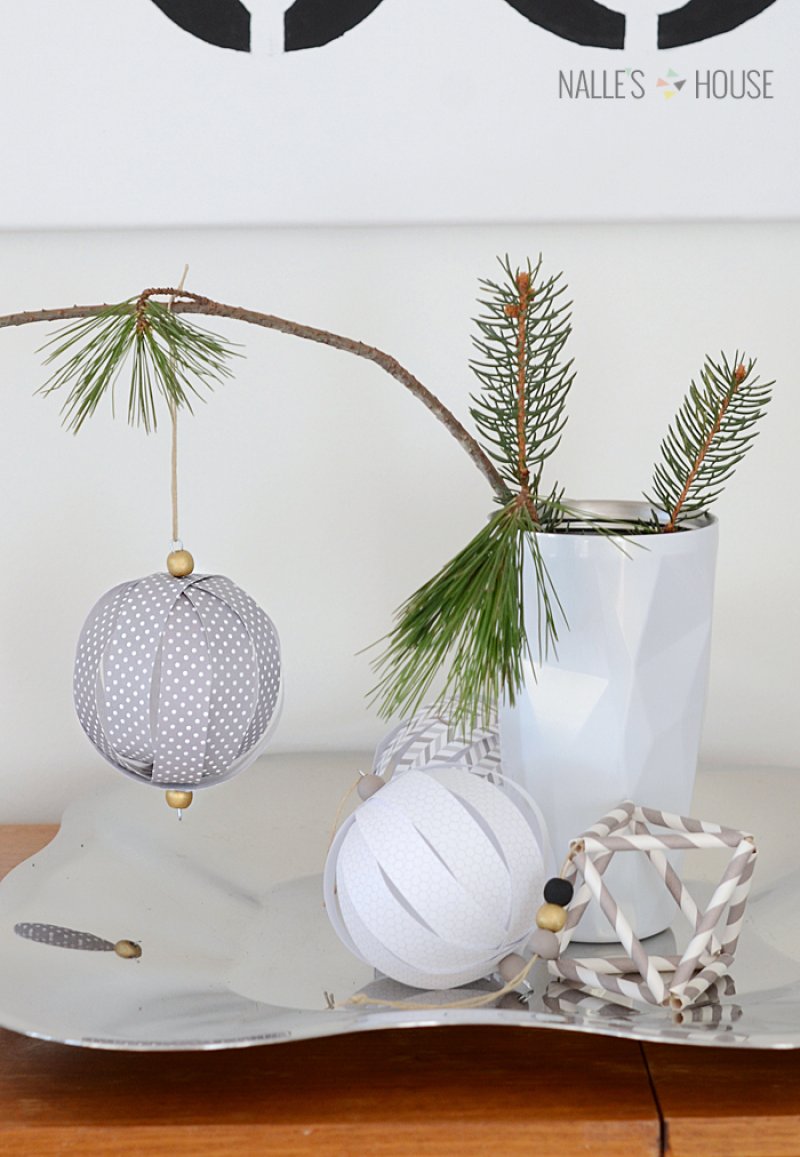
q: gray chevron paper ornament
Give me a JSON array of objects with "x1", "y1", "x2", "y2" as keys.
[
  {"x1": 372, "y1": 704, "x2": 500, "y2": 783},
  {"x1": 74, "y1": 573, "x2": 282, "y2": 792}
]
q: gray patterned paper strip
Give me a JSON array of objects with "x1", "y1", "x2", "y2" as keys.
[
  {"x1": 101, "y1": 573, "x2": 192, "y2": 766},
  {"x1": 200, "y1": 575, "x2": 281, "y2": 756},
  {"x1": 372, "y1": 705, "x2": 500, "y2": 782}
]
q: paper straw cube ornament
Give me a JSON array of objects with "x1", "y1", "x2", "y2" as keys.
[
  {"x1": 74, "y1": 571, "x2": 282, "y2": 810},
  {"x1": 324, "y1": 764, "x2": 551, "y2": 990},
  {"x1": 545, "y1": 801, "x2": 757, "y2": 1011}
]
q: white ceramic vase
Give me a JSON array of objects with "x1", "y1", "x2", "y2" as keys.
[{"x1": 499, "y1": 501, "x2": 719, "y2": 942}]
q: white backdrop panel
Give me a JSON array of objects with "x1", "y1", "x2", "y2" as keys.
[{"x1": 0, "y1": 0, "x2": 795, "y2": 226}]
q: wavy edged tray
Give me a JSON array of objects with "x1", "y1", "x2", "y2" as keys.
[{"x1": 0, "y1": 754, "x2": 798, "y2": 1050}]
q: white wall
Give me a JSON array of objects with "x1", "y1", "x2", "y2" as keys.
[
  {"x1": 0, "y1": 221, "x2": 796, "y2": 820},
  {"x1": 3, "y1": 2, "x2": 795, "y2": 227}
]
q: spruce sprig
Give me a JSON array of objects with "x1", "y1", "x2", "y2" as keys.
[
  {"x1": 647, "y1": 353, "x2": 773, "y2": 530},
  {"x1": 371, "y1": 500, "x2": 564, "y2": 730},
  {"x1": 470, "y1": 255, "x2": 574, "y2": 508},
  {"x1": 37, "y1": 298, "x2": 238, "y2": 433}
]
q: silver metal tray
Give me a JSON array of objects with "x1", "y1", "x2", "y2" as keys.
[{"x1": 1, "y1": 753, "x2": 798, "y2": 1050}]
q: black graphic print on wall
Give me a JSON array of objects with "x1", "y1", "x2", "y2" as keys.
[
  {"x1": 150, "y1": 0, "x2": 780, "y2": 53},
  {"x1": 150, "y1": 0, "x2": 251, "y2": 51},
  {"x1": 505, "y1": 1, "x2": 624, "y2": 49},
  {"x1": 149, "y1": 0, "x2": 384, "y2": 52},
  {"x1": 658, "y1": 0, "x2": 778, "y2": 49},
  {"x1": 285, "y1": 0, "x2": 385, "y2": 51}
]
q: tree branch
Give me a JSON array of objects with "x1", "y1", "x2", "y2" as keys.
[{"x1": 0, "y1": 293, "x2": 512, "y2": 503}]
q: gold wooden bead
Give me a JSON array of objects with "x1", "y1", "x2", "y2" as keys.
[
  {"x1": 165, "y1": 790, "x2": 193, "y2": 810},
  {"x1": 535, "y1": 902, "x2": 567, "y2": 933},
  {"x1": 114, "y1": 939, "x2": 142, "y2": 959},
  {"x1": 167, "y1": 549, "x2": 194, "y2": 577}
]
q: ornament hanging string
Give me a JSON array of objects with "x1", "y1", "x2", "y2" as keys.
[
  {"x1": 166, "y1": 264, "x2": 189, "y2": 547},
  {"x1": 170, "y1": 396, "x2": 179, "y2": 545},
  {"x1": 340, "y1": 953, "x2": 541, "y2": 1012},
  {"x1": 327, "y1": 774, "x2": 363, "y2": 856}
]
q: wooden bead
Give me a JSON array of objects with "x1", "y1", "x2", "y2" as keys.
[
  {"x1": 357, "y1": 774, "x2": 386, "y2": 801},
  {"x1": 535, "y1": 902, "x2": 567, "y2": 933},
  {"x1": 167, "y1": 549, "x2": 195, "y2": 577},
  {"x1": 497, "y1": 953, "x2": 528, "y2": 984},
  {"x1": 114, "y1": 940, "x2": 142, "y2": 959},
  {"x1": 165, "y1": 790, "x2": 193, "y2": 810},
  {"x1": 543, "y1": 877, "x2": 574, "y2": 907},
  {"x1": 529, "y1": 928, "x2": 561, "y2": 960}
]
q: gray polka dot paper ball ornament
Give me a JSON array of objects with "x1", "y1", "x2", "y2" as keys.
[{"x1": 73, "y1": 573, "x2": 282, "y2": 793}]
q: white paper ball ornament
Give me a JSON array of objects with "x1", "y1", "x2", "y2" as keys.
[
  {"x1": 324, "y1": 766, "x2": 551, "y2": 990},
  {"x1": 74, "y1": 571, "x2": 282, "y2": 804}
]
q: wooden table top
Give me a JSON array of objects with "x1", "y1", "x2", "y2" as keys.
[{"x1": 1, "y1": 825, "x2": 799, "y2": 1157}]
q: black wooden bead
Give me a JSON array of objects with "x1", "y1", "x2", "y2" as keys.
[{"x1": 543, "y1": 877, "x2": 574, "y2": 906}]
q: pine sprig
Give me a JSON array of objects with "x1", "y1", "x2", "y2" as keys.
[
  {"x1": 647, "y1": 353, "x2": 773, "y2": 531},
  {"x1": 371, "y1": 500, "x2": 565, "y2": 731},
  {"x1": 37, "y1": 298, "x2": 239, "y2": 432},
  {"x1": 373, "y1": 258, "x2": 577, "y2": 726},
  {"x1": 469, "y1": 255, "x2": 574, "y2": 508}
]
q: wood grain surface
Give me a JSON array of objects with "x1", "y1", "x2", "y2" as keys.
[
  {"x1": 0, "y1": 1025, "x2": 661, "y2": 1156},
  {"x1": 645, "y1": 1043, "x2": 800, "y2": 1157}
]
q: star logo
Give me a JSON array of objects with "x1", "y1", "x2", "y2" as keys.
[{"x1": 657, "y1": 68, "x2": 687, "y2": 99}]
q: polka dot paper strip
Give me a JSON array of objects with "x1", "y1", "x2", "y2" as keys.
[{"x1": 74, "y1": 573, "x2": 282, "y2": 790}]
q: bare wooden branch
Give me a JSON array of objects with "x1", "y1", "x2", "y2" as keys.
[{"x1": 0, "y1": 293, "x2": 511, "y2": 503}]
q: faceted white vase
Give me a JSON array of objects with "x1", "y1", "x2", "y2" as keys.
[{"x1": 499, "y1": 502, "x2": 719, "y2": 942}]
